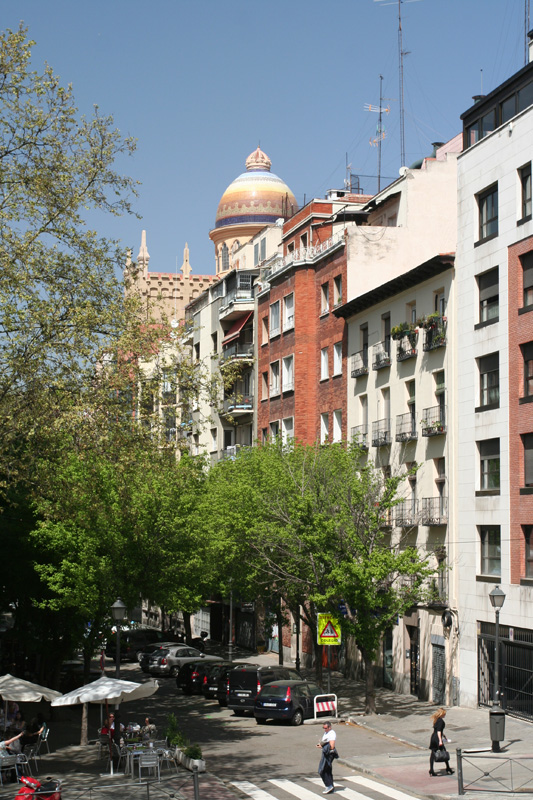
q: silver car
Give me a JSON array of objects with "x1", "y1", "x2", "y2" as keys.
[{"x1": 147, "y1": 644, "x2": 219, "y2": 677}]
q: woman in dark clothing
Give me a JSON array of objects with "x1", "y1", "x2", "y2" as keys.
[{"x1": 429, "y1": 708, "x2": 454, "y2": 776}]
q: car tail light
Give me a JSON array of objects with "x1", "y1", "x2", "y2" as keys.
[
  {"x1": 161, "y1": 658, "x2": 167, "y2": 665},
  {"x1": 285, "y1": 687, "x2": 292, "y2": 702},
  {"x1": 256, "y1": 680, "x2": 261, "y2": 695},
  {"x1": 203, "y1": 675, "x2": 208, "y2": 685},
  {"x1": 226, "y1": 679, "x2": 230, "y2": 696},
  {"x1": 191, "y1": 670, "x2": 199, "y2": 680}
]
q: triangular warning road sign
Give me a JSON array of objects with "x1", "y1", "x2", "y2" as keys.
[{"x1": 320, "y1": 620, "x2": 338, "y2": 638}]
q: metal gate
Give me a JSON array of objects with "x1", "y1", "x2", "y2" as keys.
[
  {"x1": 478, "y1": 622, "x2": 533, "y2": 721},
  {"x1": 432, "y1": 643, "x2": 446, "y2": 704}
]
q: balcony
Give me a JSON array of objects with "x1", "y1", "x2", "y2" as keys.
[
  {"x1": 420, "y1": 496, "x2": 448, "y2": 526},
  {"x1": 350, "y1": 349, "x2": 369, "y2": 378},
  {"x1": 395, "y1": 412, "x2": 418, "y2": 443},
  {"x1": 372, "y1": 340, "x2": 391, "y2": 370},
  {"x1": 222, "y1": 394, "x2": 254, "y2": 415},
  {"x1": 220, "y1": 444, "x2": 251, "y2": 460},
  {"x1": 421, "y1": 406, "x2": 446, "y2": 436},
  {"x1": 394, "y1": 499, "x2": 419, "y2": 527},
  {"x1": 219, "y1": 287, "x2": 255, "y2": 322},
  {"x1": 422, "y1": 315, "x2": 447, "y2": 351},
  {"x1": 372, "y1": 418, "x2": 391, "y2": 447},
  {"x1": 396, "y1": 331, "x2": 418, "y2": 361},
  {"x1": 424, "y1": 573, "x2": 448, "y2": 607},
  {"x1": 351, "y1": 424, "x2": 369, "y2": 450},
  {"x1": 219, "y1": 341, "x2": 254, "y2": 364}
]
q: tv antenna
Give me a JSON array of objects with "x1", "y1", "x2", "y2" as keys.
[
  {"x1": 525, "y1": 0, "x2": 531, "y2": 66},
  {"x1": 374, "y1": 0, "x2": 423, "y2": 168},
  {"x1": 365, "y1": 74, "x2": 390, "y2": 192}
]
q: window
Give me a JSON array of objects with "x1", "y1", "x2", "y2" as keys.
[
  {"x1": 520, "y1": 163, "x2": 532, "y2": 222},
  {"x1": 262, "y1": 316, "x2": 269, "y2": 345},
  {"x1": 333, "y1": 276, "x2": 342, "y2": 306},
  {"x1": 221, "y1": 243, "x2": 229, "y2": 271},
  {"x1": 270, "y1": 420, "x2": 280, "y2": 439},
  {"x1": 321, "y1": 283, "x2": 329, "y2": 314},
  {"x1": 261, "y1": 371, "x2": 269, "y2": 401},
  {"x1": 518, "y1": 80, "x2": 533, "y2": 113},
  {"x1": 522, "y1": 343, "x2": 533, "y2": 398},
  {"x1": 194, "y1": 342, "x2": 200, "y2": 361},
  {"x1": 282, "y1": 417, "x2": 294, "y2": 443},
  {"x1": 283, "y1": 293, "x2": 294, "y2": 331},
  {"x1": 270, "y1": 301, "x2": 280, "y2": 337},
  {"x1": 333, "y1": 410, "x2": 342, "y2": 442},
  {"x1": 477, "y1": 267, "x2": 499, "y2": 323},
  {"x1": 282, "y1": 355, "x2": 294, "y2": 392},
  {"x1": 408, "y1": 302, "x2": 417, "y2": 325},
  {"x1": 210, "y1": 428, "x2": 217, "y2": 453},
  {"x1": 270, "y1": 361, "x2": 280, "y2": 396},
  {"x1": 211, "y1": 332, "x2": 218, "y2": 354},
  {"x1": 320, "y1": 347, "x2": 329, "y2": 380},
  {"x1": 320, "y1": 413, "x2": 329, "y2": 444},
  {"x1": 261, "y1": 427, "x2": 268, "y2": 444},
  {"x1": 523, "y1": 433, "x2": 533, "y2": 486},
  {"x1": 525, "y1": 527, "x2": 533, "y2": 578},
  {"x1": 480, "y1": 526, "x2": 501, "y2": 576},
  {"x1": 522, "y1": 252, "x2": 533, "y2": 308},
  {"x1": 478, "y1": 352, "x2": 499, "y2": 408},
  {"x1": 407, "y1": 379, "x2": 416, "y2": 430},
  {"x1": 434, "y1": 291, "x2": 446, "y2": 316},
  {"x1": 479, "y1": 438, "x2": 500, "y2": 491},
  {"x1": 478, "y1": 184, "x2": 498, "y2": 242},
  {"x1": 300, "y1": 232, "x2": 308, "y2": 249},
  {"x1": 333, "y1": 342, "x2": 342, "y2": 375},
  {"x1": 260, "y1": 237, "x2": 266, "y2": 261},
  {"x1": 254, "y1": 242, "x2": 259, "y2": 266}
]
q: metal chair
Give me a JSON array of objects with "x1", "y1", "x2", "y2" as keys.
[
  {"x1": 151, "y1": 739, "x2": 167, "y2": 749},
  {"x1": 138, "y1": 751, "x2": 160, "y2": 783},
  {"x1": 20, "y1": 746, "x2": 37, "y2": 775},
  {"x1": 159, "y1": 747, "x2": 179, "y2": 773},
  {"x1": 0, "y1": 754, "x2": 18, "y2": 786},
  {"x1": 98, "y1": 734, "x2": 110, "y2": 759},
  {"x1": 39, "y1": 728, "x2": 51, "y2": 755}
]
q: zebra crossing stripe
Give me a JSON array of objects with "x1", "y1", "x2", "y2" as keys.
[
  {"x1": 270, "y1": 778, "x2": 324, "y2": 798},
  {"x1": 231, "y1": 780, "x2": 277, "y2": 799},
  {"x1": 348, "y1": 776, "x2": 417, "y2": 800},
  {"x1": 308, "y1": 778, "x2": 373, "y2": 799}
]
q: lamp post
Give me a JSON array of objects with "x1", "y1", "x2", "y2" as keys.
[
  {"x1": 489, "y1": 585, "x2": 506, "y2": 752},
  {"x1": 110, "y1": 598, "x2": 127, "y2": 680}
]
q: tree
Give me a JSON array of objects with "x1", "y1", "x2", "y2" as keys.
[
  {"x1": 204, "y1": 440, "x2": 433, "y2": 712},
  {"x1": 0, "y1": 26, "x2": 140, "y2": 490}
]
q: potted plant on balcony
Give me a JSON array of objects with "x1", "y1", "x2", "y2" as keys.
[{"x1": 391, "y1": 321, "x2": 410, "y2": 340}]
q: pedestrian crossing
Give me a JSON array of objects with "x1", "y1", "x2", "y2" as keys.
[{"x1": 231, "y1": 775, "x2": 418, "y2": 800}]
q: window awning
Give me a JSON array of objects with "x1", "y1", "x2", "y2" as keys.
[{"x1": 222, "y1": 311, "x2": 254, "y2": 346}]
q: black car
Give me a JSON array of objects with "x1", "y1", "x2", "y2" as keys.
[
  {"x1": 200, "y1": 661, "x2": 251, "y2": 703},
  {"x1": 176, "y1": 658, "x2": 223, "y2": 695},
  {"x1": 228, "y1": 664, "x2": 302, "y2": 715},
  {"x1": 254, "y1": 680, "x2": 328, "y2": 726}
]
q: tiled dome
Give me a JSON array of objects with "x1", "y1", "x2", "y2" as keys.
[{"x1": 215, "y1": 147, "x2": 297, "y2": 229}]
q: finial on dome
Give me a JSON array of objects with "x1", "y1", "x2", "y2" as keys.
[
  {"x1": 245, "y1": 146, "x2": 271, "y2": 172},
  {"x1": 181, "y1": 242, "x2": 192, "y2": 278},
  {"x1": 137, "y1": 230, "x2": 150, "y2": 269}
]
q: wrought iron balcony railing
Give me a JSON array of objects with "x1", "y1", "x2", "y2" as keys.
[
  {"x1": 372, "y1": 418, "x2": 391, "y2": 447},
  {"x1": 219, "y1": 342, "x2": 254, "y2": 363},
  {"x1": 397, "y1": 331, "x2": 418, "y2": 361},
  {"x1": 372, "y1": 340, "x2": 391, "y2": 370},
  {"x1": 421, "y1": 405, "x2": 446, "y2": 436},
  {"x1": 396, "y1": 412, "x2": 418, "y2": 442},
  {"x1": 351, "y1": 424, "x2": 369, "y2": 450},
  {"x1": 350, "y1": 349, "x2": 369, "y2": 378},
  {"x1": 420, "y1": 496, "x2": 448, "y2": 525},
  {"x1": 394, "y1": 499, "x2": 419, "y2": 527},
  {"x1": 422, "y1": 315, "x2": 447, "y2": 351}
]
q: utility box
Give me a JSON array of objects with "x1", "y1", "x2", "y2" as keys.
[{"x1": 489, "y1": 707, "x2": 506, "y2": 744}]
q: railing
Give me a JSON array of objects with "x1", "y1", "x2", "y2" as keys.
[
  {"x1": 222, "y1": 395, "x2": 254, "y2": 414},
  {"x1": 219, "y1": 287, "x2": 254, "y2": 310},
  {"x1": 423, "y1": 316, "x2": 447, "y2": 351},
  {"x1": 372, "y1": 341, "x2": 391, "y2": 370},
  {"x1": 220, "y1": 444, "x2": 251, "y2": 460},
  {"x1": 425, "y1": 573, "x2": 448, "y2": 606},
  {"x1": 397, "y1": 332, "x2": 418, "y2": 361},
  {"x1": 421, "y1": 405, "x2": 446, "y2": 436},
  {"x1": 220, "y1": 342, "x2": 254, "y2": 363},
  {"x1": 457, "y1": 749, "x2": 533, "y2": 794},
  {"x1": 283, "y1": 231, "x2": 345, "y2": 269},
  {"x1": 395, "y1": 412, "x2": 418, "y2": 442},
  {"x1": 351, "y1": 424, "x2": 369, "y2": 450},
  {"x1": 372, "y1": 418, "x2": 391, "y2": 447},
  {"x1": 350, "y1": 349, "x2": 369, "y2": 378},
  {"x1": 420, "y1": 496, "x2": 448, "y2": 525},
  {"x1": 394, "y1": 499, "x2": 419, "y2": 527}
]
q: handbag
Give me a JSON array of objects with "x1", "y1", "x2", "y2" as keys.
[{"x1": 433, "y1": 746, "x2": 450, "y2": 763}]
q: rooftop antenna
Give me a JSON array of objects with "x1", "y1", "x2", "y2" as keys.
[
  {"x1": 365, "y1": 75, "x2": 390, "y2": 192},
  {"x1": 526, "y1": 0, "x2": 531, "y2": 65},
  {"x1": 374, "y1": 0, "x2": 423, "y2": 168}
]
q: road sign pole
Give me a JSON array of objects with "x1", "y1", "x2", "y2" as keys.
[{"x1": 327, "y1": 644, "x2": 330, "y2": 694}]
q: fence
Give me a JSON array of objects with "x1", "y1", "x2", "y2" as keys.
[{"x1": 457, "y1": 748, "x2": 533, "y2": 794}]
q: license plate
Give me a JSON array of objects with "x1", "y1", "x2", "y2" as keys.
[
  {"x1": 236, "y1": 692, "x2": 249, "y2": 697},
  {"x1": 263, "y1": 702, "x2": 277, "y2": 707}
]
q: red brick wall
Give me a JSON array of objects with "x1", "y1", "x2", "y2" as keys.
[{"x1": 508, "y1": 235, "x2": 533, "y2": 584}]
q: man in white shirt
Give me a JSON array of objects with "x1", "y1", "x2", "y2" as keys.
[{"x1": 316, "y1": 722, "x2": 337, "y2": 794}]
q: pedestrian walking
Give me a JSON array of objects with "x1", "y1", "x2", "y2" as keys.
[
  {"x1": 316, "y1": 721, "x2": 338, "y2": 794},
  {"x1": 429, "y1": 708, "x2": 454, "y2": 776}
]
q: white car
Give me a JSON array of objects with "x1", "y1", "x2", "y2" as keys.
[{"x1": 147, "y1": 644, "x2": 220, "y2": 677}]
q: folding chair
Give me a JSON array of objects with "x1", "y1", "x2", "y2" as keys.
[
  {"x1": 20, "y1": 747, "x2": 37, "y2": 776},
  {"x1": 159, "y1": 747, "x2": 179, "y2": 774},
  {"x1": 138, "y1": 751, "x2": 160, "y2": 783}
]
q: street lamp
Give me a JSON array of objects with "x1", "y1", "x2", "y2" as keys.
[
  {"x1": 489, "y1": 585, "x2": 506, "y2": 752},
  {"x1": 110, "y1": 598, "x2": 127, "y2": 680}
]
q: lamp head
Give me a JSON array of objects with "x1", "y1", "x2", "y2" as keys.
[
  {"x1": 111, "y1": 597, "x2": 127, "y2": 621},
  {"x1": 489, "y1": 585, "x2": 506, "y2": 610}
]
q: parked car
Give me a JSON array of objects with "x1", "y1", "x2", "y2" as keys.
[
  {"x1": 228, "y1": 664, "x2": 303, "y2": 715},
  {"x1": 254, "y1": 680, "x2": 327, "y2": 726},
  {"x1": 147, "y1": 644, "x2": 220, "y2": 677},
  {"x1": 176, "y1": 658, "x2": 223, "y2": 695},
  {"x1": 138, "y1": 642, "x2": 178, "y2": 673},
  {"x1": 105, "y1": 628, "x2": 175, "y2": 662},
  {"x1": 214, "y1": 662, "x2": 260, "y2": 706}
]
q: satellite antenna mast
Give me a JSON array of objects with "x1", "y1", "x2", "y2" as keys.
[{"x1": 365, "y1": 76, "x2": 390, "y2": 192}]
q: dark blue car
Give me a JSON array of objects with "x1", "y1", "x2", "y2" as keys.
[{"x1": 254, "y1": 680, "x2": 328, "y2": 726}]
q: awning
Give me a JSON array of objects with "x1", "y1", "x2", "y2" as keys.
[{"x1": 222, "y1": 310, "x2": 253, "y2": 346}]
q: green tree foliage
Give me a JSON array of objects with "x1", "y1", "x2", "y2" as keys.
[{"x1": 203, "y1": 440, "x2": 432, "y2": 712}]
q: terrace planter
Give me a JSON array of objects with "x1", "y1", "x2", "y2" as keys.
[{"x1": 176, "y1": 748, "x2": 206, "y2": 773}]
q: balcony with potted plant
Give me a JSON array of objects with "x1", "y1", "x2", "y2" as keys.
[
  {"x1": 421, "y1": 406, "x2": 446, "y2": 436},
  {"x1": 391, "y1": 322, "x2": 418, "y2": 361},
  {"x1": 417, "y1": 312, "x2": 447, "y2": 351}
]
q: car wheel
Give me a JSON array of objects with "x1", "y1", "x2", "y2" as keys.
[
  {"x1": 291, "y1": 708, "x2": 304, "y2": 726},
  {"x1": 170, "y1": 666, "x2": 179, "y2": 677},
  {"x1": 233, "y1": 710, "x2": 245, "y2": 717},
  {"x1": 255, "y1": 717, "x2": 267, "y2": 725}
]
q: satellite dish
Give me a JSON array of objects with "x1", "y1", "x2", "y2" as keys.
[
  {"x1": 441, "y1": 610, "x2": 453, "y2": 629},
  {"x1": 170, "y1": 319, "x2": 179, "y2": 329}
]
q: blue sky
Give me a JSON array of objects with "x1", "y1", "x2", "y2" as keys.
[{"x1": 4, "y1": 0, "x2": 529, "y2": 276}]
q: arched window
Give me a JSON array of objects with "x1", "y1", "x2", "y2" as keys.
[{"x1": 221, "y1": 243, "x2": 229, "y2": 271}]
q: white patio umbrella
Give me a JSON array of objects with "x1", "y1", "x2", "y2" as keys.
[{"x1": 0, "y1": 674, "x2": 62, "y2": 731}]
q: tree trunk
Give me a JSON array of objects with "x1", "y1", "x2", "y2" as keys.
[
  {"x1": 80, "y1": 702, "x2": 89, "y2": 746},
  {"x1": 183, "y1": 611, "x2": 192, "y2": 640},
  {"x1": 362, "y1": 650, "x2": 376, "y2": 714}
]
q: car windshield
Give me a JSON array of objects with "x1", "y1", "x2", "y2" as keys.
[{"x1": 156, "y1": 649, "x2": 169, "y2": 657}]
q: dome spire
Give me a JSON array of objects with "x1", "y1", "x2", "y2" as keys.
[
  {"x1": 181, "y1": 242, "x2": 192, "y2": 278},
  {"x1": 137, "y1": 229, "x2": 150, "y2": 270},
  {"x1": 245, "y1": 146, "x2": 271, "y2": 172}
]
